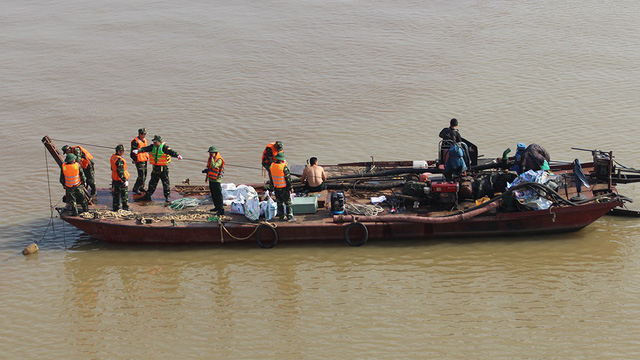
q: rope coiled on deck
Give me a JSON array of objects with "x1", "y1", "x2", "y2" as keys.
[
  {"x1": 79, "y1": 209, "x2": 216, "y2": 222},
  {"x1": 345, "y1": 203, "x2": 385, "y2": 216}
]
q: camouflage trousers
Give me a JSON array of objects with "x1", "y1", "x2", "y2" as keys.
[
  {"x1": 147, "y1": 165, "x2": 171, "y2": 199},
  {"x1": 83, "y1": 162, "x2": 96, "y2": 196},
  {"x1": 112, "y1": 180, "x2": 129, "y2": 211},
  {"x1": 66, "y1": 185, "x2": 88, "y2": 216},
  {"x1": 132, "y1": 161, "x2": 147, "y2": 193},
  {"x1": 274, "y1": 187, "x2": 293, "y2": 218},
  {"x1": 208, "y1": 180, "x2": 224, "y2": 213}
]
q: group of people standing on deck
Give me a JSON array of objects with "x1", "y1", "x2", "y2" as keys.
[
  {"x1": 59, "y1": 130, "x2": 326, "y2": 221},
  {"x1": 260, "y1": 141, "x2": 326, "y2": 221},
  {"x1": 59, "y1": 128, "x2": 184, "y2": 214}
]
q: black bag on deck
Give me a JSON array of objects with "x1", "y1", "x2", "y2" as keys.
[{"x1": 519, "y1": 143, "x2": 551, "y2": 172}]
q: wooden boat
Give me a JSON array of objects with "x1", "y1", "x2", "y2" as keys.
[{"x1": 42, "y1": 136, "x2": 634, "y2": 247}]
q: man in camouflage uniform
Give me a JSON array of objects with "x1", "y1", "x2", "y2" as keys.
[
  {"x1": 59, "y1": 153, "x2": 88, "y2": 216},
  {"x1": 134, "y1": 135, "x2": 182, "y2": 202},
  {"x1": 261, "y1": 141, "x2": 283, "y2": 188},
  {"x1": 111, "y1": 144, "x2": 130, "y2": 211},
  {"x1": 269, "y1": 152, "x2": 294, "y2": 221},
  {"x1": 202, "y1": 145, "x2": 225, "y2": 215},
  {"x1": 130, "y1": 128, "x2": 149, "y2": 195},
  {"x1": 62, "y1": 144, "x2": 97, "y2": 196},
  {"x1": 261, "y1": 141, "x2": 284, "y2": 171}
]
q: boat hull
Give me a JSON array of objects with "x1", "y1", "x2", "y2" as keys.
[{"x1": 61, "y1": 201, "x2": 620, "y2": 245}]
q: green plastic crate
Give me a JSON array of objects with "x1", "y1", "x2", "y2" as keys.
[{"x1": 291, "y1": 196, "x2": 318, "y2": 214}]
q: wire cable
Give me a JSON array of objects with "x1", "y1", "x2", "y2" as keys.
[{"x1": 50, "y1": 138, "x2": 263, "y2": 170}]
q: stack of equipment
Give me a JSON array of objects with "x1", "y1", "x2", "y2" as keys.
[{"x1": 330, "y1": 191, "x2": 345, "y2": 215}]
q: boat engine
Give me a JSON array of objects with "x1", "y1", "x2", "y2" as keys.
[
  {"x1": 593, "y1": 151, "x2": 612, "y2": 180},
  {"x1": 431, "y1": 181, "x2": 459, "y2": 207},
  {"x1": 330, "y1": 191, "x2": 345, "y2": 215}
]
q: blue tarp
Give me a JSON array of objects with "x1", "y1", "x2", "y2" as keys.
[{"x1": 507, "y1": 170, "x2": 557, "y2": 210}]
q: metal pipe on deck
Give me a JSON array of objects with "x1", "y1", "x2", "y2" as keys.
[{"x1": 333, "y1": 201, "x2": 500, "y2": 224}]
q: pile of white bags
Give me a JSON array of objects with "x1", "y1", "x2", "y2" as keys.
[
  {"x1": 260, "y1": 191, "x2": 277, "y2": 220},
  {"x1": 222, "y1": 184, "x2": 258, "y2": 204},
  {"x1": 222, "y1": 184, "x2": 277, "y2": 221}
]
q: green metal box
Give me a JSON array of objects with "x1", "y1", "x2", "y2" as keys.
[{"x1": 291, "y1": 196, "x2": 318, "y2": 214}]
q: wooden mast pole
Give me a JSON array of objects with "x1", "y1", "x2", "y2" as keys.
[{"x1": 41, "y1": 135, "x2": 64, "y2": 168}]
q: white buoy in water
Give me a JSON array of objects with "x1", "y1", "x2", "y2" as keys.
[{"x1": 22, "y1": 243, "x2": 39, "y2": 255}]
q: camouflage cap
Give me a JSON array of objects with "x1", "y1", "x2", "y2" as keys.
[
  {"x1": 115, "y1": 144, "x2": 125, "y2": 152},
  {"x1": 275, "y1": 141, "x2": 283, "y2": 151},
  {"x1": 61, "y1": 145, "x2": 70, "y2": 153},
  {"x1": 208, "y1": 145, "x2": 218, "y2": 153},
  {"x1": 138, "y1": 128, "x2": 147, "y2": 134},
  {"x1": 152, "y1": 135, "x2": 162, "y2": 142},
  {"x1": 65, "y1": 153, "x2": 77, "y2": 163},
  {"x1": 275, "y1": 152, "x2": 285, "y2": 161}
]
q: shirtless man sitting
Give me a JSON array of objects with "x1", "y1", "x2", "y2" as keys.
[{"x1": 301, "y1": 157, "x2": 327, "y2": 192}]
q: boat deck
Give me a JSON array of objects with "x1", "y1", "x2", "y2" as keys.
[{"x1": 74, "y1": 161, "x2": 611, "y2": 229}]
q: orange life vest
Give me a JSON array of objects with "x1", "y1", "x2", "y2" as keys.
[
  {"x1": 132, "y1": 136, "x2": 149, "y2": 162},
  {"x1": 111, "y1": 154, "x2": 130, "y2": 181},
  {"x1": 270, "y1": 162, "x2": 287, "y2": 188},
  {"x1": 262, "y1": 142, "x2": 282, "y2": 165},
  {"x1": 207, "y1": 153, "x2": 225, "y2": 180},
  {"x1": 62, "y1": 162, "x2": 82, "y2": 188},
  {"x1": 150, "y1": 142, "x2": 170, "y2": 166},
  {"x1": 72, "y1": 146, "x2": 93, "y2": 169}
]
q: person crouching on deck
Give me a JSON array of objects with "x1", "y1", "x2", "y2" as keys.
[
  {"x1": 60, "y1": 154, "x2": 88, "y2": 216},
  {"x1": 203, "y1": 145, "x2": 225, "y2": 215},
  {"x1": 133, "y1": 135, "x2": 182, "y2": 202},
  {"x1": 262, "y1": 141, "x2": 284, "y2": 171},
  {"x1": 111, "y1": 144, "x2": 130, "y2": 211},
  {"x1": 269, "y1": 152, "x2": 294, "y2": 221},
  {"x1": 262, "y1": 141, "x2": 284, "y2": 185},
  {"x1": 62, "y1": 144, "x2": 97, "y2": 197}
]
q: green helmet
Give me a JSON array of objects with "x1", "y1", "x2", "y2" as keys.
[
  {"x1": 115, "y1": 144, "x2": 125, "y2": 152},
  {"x1": 152, "y1": 135, "x2": 162, "y2": 142},
  {"x1": 208, "y1": 145, "x2": 218, "y2": 153},
  {"x1": 65, "y1": 153, "x2": 77, "y2": 163},
  {"x1": 275, "y1": 152, "x2": 286, "y2": 161}
]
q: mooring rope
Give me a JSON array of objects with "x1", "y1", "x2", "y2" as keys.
[
  {"x1": 345, "y1": 203, "x2": 385, "y2": 216},
  {"x1": 38, "y1": 147, "x2": 66, "y2": 250},
  {"x1": 218, "y1": 219, "x2": 277, "y2": 243},
  {"x1": 79, "y1": 209, "x2": 217, "y2": 222},
  {"x1": 168, "y1": 197, "x2": 203, "y2": 210}
]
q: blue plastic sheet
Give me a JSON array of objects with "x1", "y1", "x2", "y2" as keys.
[{"x1": 507, "y1": 170, "x2": 554, "y2": 210}]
